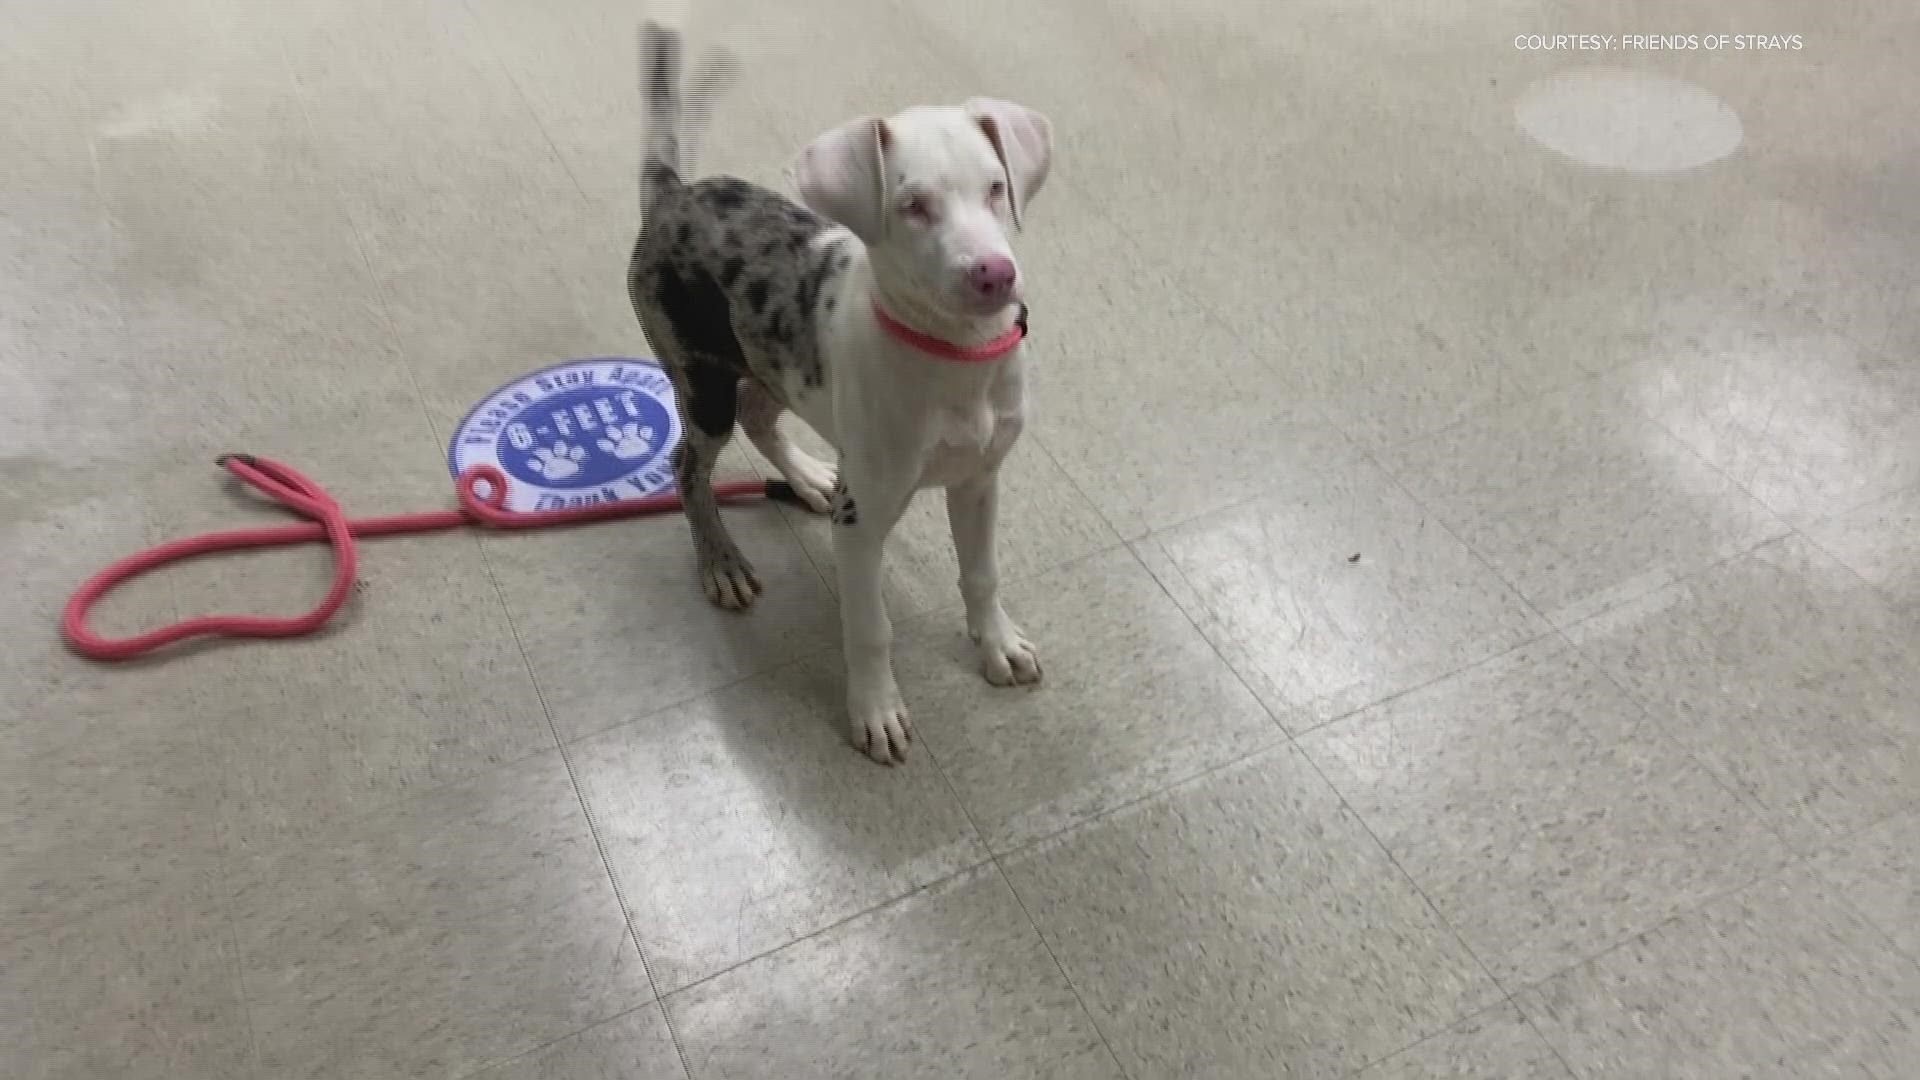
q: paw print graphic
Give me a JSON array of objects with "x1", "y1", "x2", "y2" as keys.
[
  {"x1": 596, "y1": 422, "x2": 656, "y2": 461},
  {"x1": 526, "y1": 441, "x2": 588, "y2": 481}
]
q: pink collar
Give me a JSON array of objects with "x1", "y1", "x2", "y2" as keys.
[{"x1": 872, "y1": 299, "x2": 1028, "y2": 363}]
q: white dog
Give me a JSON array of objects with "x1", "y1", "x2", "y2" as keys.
[{"x1": 627, "y1": 22, "x2": 1054, "y2": 763}]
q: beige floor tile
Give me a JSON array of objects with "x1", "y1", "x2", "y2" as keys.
[
  {"x1": 1804, "y1": 483, "x2": 1920, "y2": 621},
  {"x1": 1815, "y1": 809, "x2": 1920, "y2": 962},
  {"x1": 1571, "y1": 537, "x2": 1920, "y2": 847},
  {"x1": 1354, "y1": 1004, "x2": 1570, "y2": 1080},
  {"x1": 1619, "y1": 315, "x2": 1920, "y2": 530},
  {"x1": 1020, "y1": 211, "x2": 1361, "y2": 540},
  {"x1": 1302, "y1": 640, "x2": 1787, "y2": 987},
  {"x1": 231, "y1": 751, "x2": 651, "y2": 1079},
  {"x1": 472, "y1": 1004, "x2": 685, "y2": 1080},
  {"x1": 1518, "y1": 866, "x2": 1920, "y2": 1078},
  {"x1": 1382, "y1": 375, "x2": 1790, "y2": 627},
  {"x1": 276, "y1": 0, "x2": 533, "y2": 129},
  {"x1": 3, "y1": 486, "x2": 217, "y2": 932},
  {"x1": 666, "y1": 866, "x2": 1119, "y2": 1080},
  {"x1": 1, "y1": 880, "x2": 254, "y2": 1080},
  {"x1": 478, "y1": 496, "x2": 840, "y2": 745},
  {"x1": 1004, "y1": 747, "x2": 1498, "y2": 1078},
  {"x1": 571, "y1": 654, "x2": 989, "y2": 991},
  {"x1": 895, "y1": 547, "x2": 1280, "y2": 853},
  {"x1": 0, "y1": 0, "x2": 300, "y2": 126},
  {"x1": 1142, "y1": 457, "x2": 1551, "y2": 725}
]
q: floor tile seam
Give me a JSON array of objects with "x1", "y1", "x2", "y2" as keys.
[
  {"x1": 643, "y1": 735, "x2": 1299, "y2": 1004},
  {"x1": 173, "y1": 35, "x2": 308, "y2": 1079},
  {"x1": 1552, "y1": 526, "x2": 1888, "y2": 846},
  {"x1": 1355, "y1": 367, "x2": 1617, "y2": 460},
  {"x1": 1287, "y1": 731, "x2": 1519, "y2": 1005},
  {"x1": 1333, "y1": 991, "x2": 1572, "y2": 1080},
  {"x1": 1107, "y1": 464, "x2": 1572, "y2": 742},
  {"x1": 1056, "y1": 168, "x2": 1595, "y2": 461},
  {"x1": 1493, "y1": 840, "x2": 1874, "y2": 1009},
  {"x1": 1283, "y1": 624, "x2": 1572, "y2": 742},
  {"x1": 1288, "y1": 610, "x2": 1802, "y2": 1065},
  {"x1": 1602, "y1": 339, "x2": 1856, "y2": 540},
  {"x1": 276, "y1": 32, "x2": 464, "y2": 493},
  {"x1": 462, "y1": 520, "x2": 691, "y2": 1076},
  {"x1": 1364, "y1": 440, "x2": 1558, "y2": 628},
  {"x1": 1798, "y1": 800, "x2": 1920, "y2": 971},
  {"x1": 1117, "y1": 537, "x2": 1301, "y2": 743},
  {"x1": 456, "y1": 0, "x2": 603, "y2": 219},
  {"x1": 1573, "y1": 614, "x2": 1805, "y2": 851},
  {"x1": 1037, "y1": 168, "x2": 1382, "y2": 533},
  {"x1": 449, "y1": 1000, "x2": 669, "y2": 1080},
  {"x1": 912, "y1": 705, "x2": 1136, "y2": 1080},
  {"x1": 649, "y1": 850, "x2": 998, "y2": 1000},
  {"x1": 305, "y1": 5, "x2": 693, "y2": 1006},
  {"x1": 982, "y1": 854, "x2": 1136, "y2": 1080},
  {"x1": 213, "y1": 844, "x2": 266, "y2": 1076},
  {"x1": 1692, "y1": 203, "x2": 1908, "y2": 368},
  {"x1": 1788, "y1": 478, "x2": 1920, "y2": 603},
  {"x1": 539, "y1": 631, "x2": 839, "y2": 750}
]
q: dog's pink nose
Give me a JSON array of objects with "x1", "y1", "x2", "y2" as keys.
[{"x1": 969, "y1": 255, "x2": 1018, "y2": 302}]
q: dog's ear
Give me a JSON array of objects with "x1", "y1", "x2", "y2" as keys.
[
  {"x1": 791, "y1": 116, "x2": 890, "y2": 242},
  {"x1": 965, "y1": 98, "x2": 1052, "y2": 229}
]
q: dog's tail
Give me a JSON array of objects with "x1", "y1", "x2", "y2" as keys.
[{"x1": 639, "y1": 19, "x2": 739, "y2": 214}]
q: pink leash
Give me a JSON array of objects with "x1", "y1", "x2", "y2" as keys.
[{"x1": 62, "y1": 454, "x2": 799, "y2": 661}]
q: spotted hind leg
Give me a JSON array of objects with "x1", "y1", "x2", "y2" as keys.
[{"x1": 659, "y1": 354, "x2": 761, "y2": 609}]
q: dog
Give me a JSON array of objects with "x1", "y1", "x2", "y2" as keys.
[{"x1": 627, "y1": 22, "x2": 1054, "y2": 764}]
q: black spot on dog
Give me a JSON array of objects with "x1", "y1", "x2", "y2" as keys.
[
  {"x1": 823, "y1": 296, "x2": 837, "y2": 313},
  {"x1": 643, "y1": 162, "x2": 677, "y2": 191},
  {"x1": 829, "y1": 480, "x2": 859, "y2": 526},
  {"x1": 719, "y1": 257, "x2": 744, "y2": 288},
  {"x1": 683, "y1": 359, "x2": 740, "y2": 440},
  {"x1": 744, "y1": 278, "x2": 770, "y2": 315},
  {"x1": 703, "y1": 181, "x2": 748, "y2": 212},
  {"x1": 836, "y1": 253, "x2": 852, "y2": 272},
  {"x1": 648, "y1": 34, "x2": 675, "y2": 95},
  {"x1": 795, "y1": 238, "x2": 843, "y2": 315},
  {"x1": 760, "y1": 239, "x2": 780, "y2": 258},
  {"x1": 651, "y1": 262, "x2": 749, "y2": 388},
  {"x1": 675, "y1": 223, "x2": 692, "y2": 246}
]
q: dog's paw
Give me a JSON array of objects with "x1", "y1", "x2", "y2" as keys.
[
  {"x1": 971, "y1": 614, "x2": 1042, "y2": 687},
  {"x1": 698, "y1": 548, "x2": 761, "y2": 610},
  {"x1": 786, "y1": 454, "x2": 838, "y2": 515},
  {"x1": 848, "y1": 684, "x2": 913, "y2": 765}
]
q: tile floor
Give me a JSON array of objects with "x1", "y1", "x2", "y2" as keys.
[{"x1": 5, "y1": 1, "x2": 1916, "y2": 1077}]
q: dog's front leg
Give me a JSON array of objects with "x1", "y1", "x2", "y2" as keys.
[
  {"x1": 832, "y1": 463, "x2": 915, "y2": 764},
  {"x1": 947, "y1": 469, "x2": 1041, "y2": 686}
]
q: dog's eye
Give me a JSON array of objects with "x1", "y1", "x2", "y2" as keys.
[{"x1": 900, "y1": 196, "x2": 933, "y2": 222}]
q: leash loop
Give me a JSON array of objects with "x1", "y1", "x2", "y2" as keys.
[{"x1": 62, "y1": 454, "x2": 792, "y2": 661}]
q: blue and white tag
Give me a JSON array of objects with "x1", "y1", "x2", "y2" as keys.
[{"x1": 449, "y1": 358, "x2": 682, "y2": 513}]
